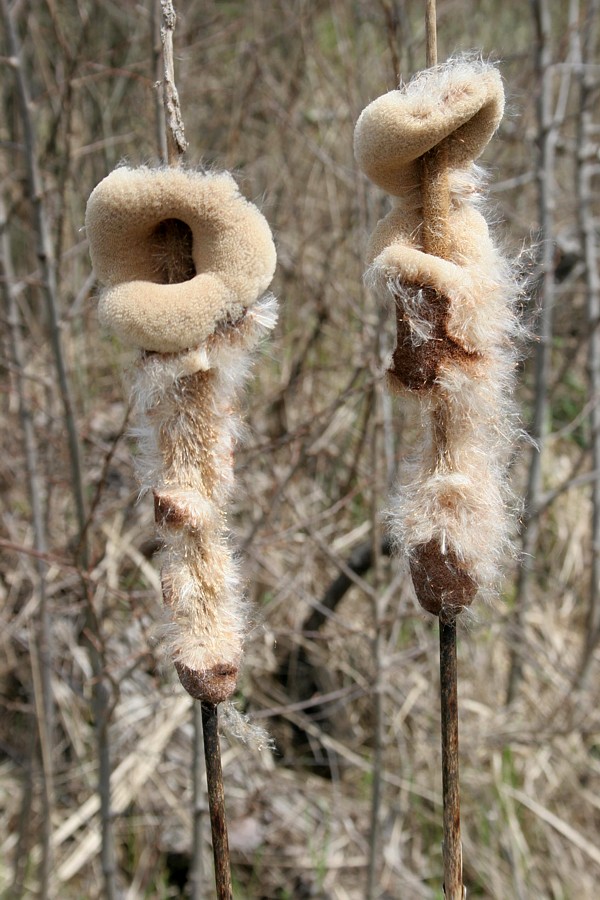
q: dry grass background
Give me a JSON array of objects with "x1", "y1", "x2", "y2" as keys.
[{"x1": 1, "y1": 0, "x2": 600, "y2": 897}]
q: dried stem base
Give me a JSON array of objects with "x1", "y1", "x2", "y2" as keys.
[
  {"x1": 201, "y1": 702, "x2": 233, "y2": 900},
  {"x1": 439, "y1": 617, "x2": 465, "y2": 900}
]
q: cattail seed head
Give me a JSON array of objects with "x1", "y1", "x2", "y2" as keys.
[
  {"x1": 356, "y1": 59, "x2": 519, "y2": 615},
  {"x1": 87, "y1": 166, "x2": 277, "y2": 700}
]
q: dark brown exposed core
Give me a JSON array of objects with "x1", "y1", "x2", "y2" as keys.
[
  {"x1": 409, "y1": 539, "x2": 478, "y2": 616},
  {"x1": 175, "y1": 661, "x2": 239, "y2": 704},
  {"x1": 388, "y1": 284, "x2": 479, "y2": 392},
  {"x1": 150, "y1": 217, "x2": 196, "y2": 285},
  {"x1": 154, "y1": 491, "x2": 188, "y2": 528}
]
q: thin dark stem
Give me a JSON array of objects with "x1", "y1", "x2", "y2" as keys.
[
  {"x1": 190, "y1": 702, "x2": 207, "y2": 899},
  {"x1": 201, "y1": 703, "x2": 233, "y2": 900},
  {"x1": 439, "y1": 617, "x2": 464, "y2": 900},
  {"x1": 366, "y1": 380, "x2": 385, "y2": 900}
]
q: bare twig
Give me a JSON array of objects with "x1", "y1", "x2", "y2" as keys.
[
  {"x1": 160, "y1": 0, "x2": 188, "y2": 164},
  {"x1": 425, "y1": 0, "x2": 438, "y2": 69},
  {"x1": 201, "y1": 703, "x2": 233, "y2": 900}
]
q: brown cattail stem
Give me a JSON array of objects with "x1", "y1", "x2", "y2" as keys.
[
  {"x1": 421, "y1": 6, "x2": 465, "y2": 899},
  {"x1": 157, "y1": 6, "x2": 232, "y2": 894},
  {"x1": 439, "y1": 615, "x2": 464, "y2": 900},
  {"x1": 355, "y1": 17, "x2": 509, "y2": 900},
  {"x1": 201, "y1": 702, "x2": 233, "y2": 900}
]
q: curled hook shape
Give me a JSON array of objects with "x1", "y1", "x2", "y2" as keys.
[
  {"x1": 86, "y1": 167, "x2": 276, "y2": 352},
  {"x1": 354, "y1": 60, "x2": 504, "y2": 195}
]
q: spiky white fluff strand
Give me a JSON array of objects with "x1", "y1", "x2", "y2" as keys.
[{"x1": 127, "y1": 295, "x2": 277, "y2": 699}]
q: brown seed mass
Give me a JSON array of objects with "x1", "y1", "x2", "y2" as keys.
[
  {"x1": 409, "y1": 538, "x2": 478, "y2": 616},
  {"x1": 388, "y1": 285, "x2": 479, "y2": 391},
  {"x1": 175, "y1": 661, "x2": 239, "y2": 704}
]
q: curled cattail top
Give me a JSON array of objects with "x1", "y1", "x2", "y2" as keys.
[
  {"x1": 354, "y1": 60, "x2": 504, "y2": 196},
  {"x1": 86, "y1": 166, "x2": 277, "y2": 352}
]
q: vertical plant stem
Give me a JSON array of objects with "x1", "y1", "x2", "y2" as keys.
[
  {"x1": 576, "y1": 0, "x2": 600, "y2": 684},
  {"x1": 425, "y1": 0, "x2": 438, "y2": 68},
  {"x1": 439, "y1": 616, "x2": 463, "y2": 900},
  {"x1": 0, "y1": 196, "x2": 53, "y2": 899},
  {"x1": 157, "y1": 7, "x2": 229, "y2": 893},
  {"x1": 366, "y1": 381, "x2": 385, "y2": 900},
  {"x1": 507, "y1": 0, "x2": 555, "y2": 705},
  {"x1": 201, "y1": 703, "x2": 233, "y2": 900},
  {"x1": 421, "y1": 6, "x2": 464, "y2": 897},
  {"x1": 153, "y1": 0, "x2": 168, "y2": 164},
  {"x1": 190, "y1": 702, "x2": 207, "y2": 899}
]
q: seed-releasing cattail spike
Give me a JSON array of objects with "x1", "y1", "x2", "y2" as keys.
[
  {"x1": 86, "y1": 166, "x2": 277, "y2": 702},
  {"x1": 355, "y1": 58, "x2": 519, "y2": 617}
]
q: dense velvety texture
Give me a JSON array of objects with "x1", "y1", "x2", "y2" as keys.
[{"x1": 86, "y1": 167, "x2": 276, "y2": 352}]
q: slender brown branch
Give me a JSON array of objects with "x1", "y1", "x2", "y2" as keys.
[
  {"x1": 160, "y1": 0, "x2": 188, "y2": 164},
  {"x1": 201, "y1": 703, "x2": 233, "y2": 900},
  {"x1": 439, "y1": 616, "x2": 463, "y2": 900},
  {"x1": 425, "y1": 0, "x2": 438, "y2": 68}
]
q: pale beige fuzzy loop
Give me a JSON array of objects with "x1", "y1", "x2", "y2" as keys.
[
  {"x1": 354, "y1": 59, "x2": 504, "y2": 196},
  {"x1": 355, "y1": 59, "x2": 519, "y2": 612},
  {"x1": 86, "y1": 166, "x2": 277, "y2": 352}
]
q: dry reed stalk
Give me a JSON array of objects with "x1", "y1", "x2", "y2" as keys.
[{"x1": 355, "y1": 4, "x2": 518, "y2": 893}]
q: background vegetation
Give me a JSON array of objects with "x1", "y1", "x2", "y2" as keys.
[{"x1": 1, "y1": 0, "x2": 599, "y2": 897}]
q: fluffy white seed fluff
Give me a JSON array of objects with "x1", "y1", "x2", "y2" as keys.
[{"x1": 128, "y1": 297, "x2": 278, "y2": 681}]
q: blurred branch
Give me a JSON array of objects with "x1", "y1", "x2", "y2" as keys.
[
  {"x1": 576, "y1": 0, "x2": 600, "y2": 685},
  {"x1": 507, "y1": 0, "x2": 558, "y2": 705},
  {"x1": 0, "y1": 0, "x2": 117, "y2": 895},
  {"x1": 1, "y1": 193, "x2": 53, "y2": 898}
]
